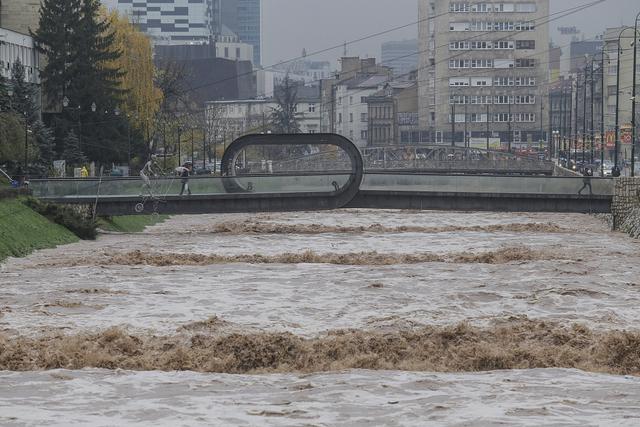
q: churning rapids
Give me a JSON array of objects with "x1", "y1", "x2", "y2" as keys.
[{"x1": 1, "y1": 210, "x2": 640, "y2": 426}]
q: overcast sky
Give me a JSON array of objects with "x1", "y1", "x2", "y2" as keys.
[{"x1": 262, "y1": 0, "x2": 639, "y2": 67}]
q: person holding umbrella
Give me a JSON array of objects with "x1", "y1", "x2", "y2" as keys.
[{"x1": 176, "y1": 161, "x2": 193, "y2": 196}]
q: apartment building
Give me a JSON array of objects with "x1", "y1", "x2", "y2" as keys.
[
  {"x1": 0, "y1": 28, "x2": 39, "y2": 84},
  {"x1": 381, "y1": 39, "x2": 419, "y2": 79},
  {"x1": 334, "y1": 75, "x2": 389, "y2": 148},
  {"x1": 418, "y1": 0, "x2": 549, "y2": 148},
  {"x1": 0, "y1": 0, "x2": 40, "y2": 35},
  {"x1": 319, "y1": 57, "x2": 392, "y2": 136},
  {"x1": 114, "y1": 0, "x2": 221, "y2": 44},
  {"x1": 366, "y1": 82, "x2": 419, "y2": 146},
  {"x1": 221, "y1": 0, "x2": 261, "y2": 66},
  {"x1": 207, "y1": 85, "x2": 321, "y2": 139}
]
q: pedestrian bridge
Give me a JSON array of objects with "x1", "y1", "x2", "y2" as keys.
[{"x1": 29, "y1": 134, "x2": 613, "y2": 215}]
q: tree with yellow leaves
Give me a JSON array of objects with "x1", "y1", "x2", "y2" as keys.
[{"x1": 104, "y1": 9, "x2": 162, "y2": 152}]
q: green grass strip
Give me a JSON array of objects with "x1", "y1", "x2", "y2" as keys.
[
  {"x1": 0, "y1": 199, "x2": 79, "y2": 261},
  {"x1": 98, "y1": 215, "x2": 169, "y2": 233}
]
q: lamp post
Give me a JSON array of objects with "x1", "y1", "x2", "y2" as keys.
[
  {"x1": 507, "y1": 100, "x2": 512, "y2": 153},
  {"x1": 486, "y1": 104, "x2": 490, "y2": 151},
  {"x1": 559, "y1": 84, "x2": 565, "y2": 165},
  {"x1": 614, "y1": 28, "x2": 639, "y2": 175},
  {"x1": 582, "y1": 62, "x2": 588, "y2": 169},
  {"x1": 125, "y1": 113, "x2": 132, "y2": 171},
  {"x1": 589, "y1": 59, "x2": 595, "y2": 165},
  {"x1": 23, "y1": 111, "x2": 28, "y2": 168},
  {"x1": 574, "y1": 73, "x2": 580, "y2": 170},
  {"x1": 451, "y1": 99, "x2": 456, "y2": 147},
  {"x1": 596, "y1": 51, "x2": 611, "y2": 176},
  {"x1": 177, "y1": 126, "x2": 182, "y2": 165},
  {"x1": 631, "y1": 11, "x2": 640, "y2": 177},
  {"x1": 191, "y1": 127, "x2": 195, "y2": 166}
]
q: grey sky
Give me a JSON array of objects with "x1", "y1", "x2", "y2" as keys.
[{"x1": 262, "y1": 0, "x2": 639, "y2": 68}]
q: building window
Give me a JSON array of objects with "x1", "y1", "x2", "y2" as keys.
[
  {"x1": 449, "y1": 95, "x2": 467, "y2": 104},
  {"x1": 470, "y1": 41, "x2": 492, "y2": 50},
  {"x1": 516, "y1": 58, "x2": 536, "y2": 68},
  {"x1": 494, "y1": 95, "x2": 512, "y2": 104},
  {"x1": 450, "y1": 22, "x2": 471, "y2": 31},
  {"x1": 338, "y1": 113, "x2": 342, "y2": 123},
  {"x1": 516, "y1": 40, "x2": 536, "y2": 50},
  {"x1": 349, "y1": 113, "x2": 353, "y2": 123},
  {"x1": 449, "y1": 2, "x2": 470, "y2": 12},
  {"x1": 471, "y1": 59, "x2": 493, "y2": 68},
  {"x1": 308, "y1": 104, "x2": 316, "y2": 112},
  {"x1": 494, "y1": 41, "x2": 514, "y2": 50},
  {"x1": 493, "y1": 59, "x2": 514, "y2": 69},
  {"x1": 471, "y1": 3, "x2": 492, "y2": 12},
  {"x1": 361, "y1": 130, "x2": 368, "y2": 140},
  {"x1": 450, "y1": 41, "x2": 470, "y2": 50},
  {"x1": 361, "y1": 113, "x2": 368, "y2": 122},
  {"x1": 450, "y1": 77, "x2": 470, "y2": 86}
]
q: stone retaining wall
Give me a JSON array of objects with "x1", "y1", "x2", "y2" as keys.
[{"x1": 612, "y1": 178, "x2": 640, "y2": 238}]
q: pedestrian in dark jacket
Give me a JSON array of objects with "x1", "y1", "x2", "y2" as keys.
[{"x1": 177, "y1": 162, "x2": 192, "y2": 196}]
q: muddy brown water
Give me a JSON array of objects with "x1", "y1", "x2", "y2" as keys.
[{"x1": 2, "y1": 210, "x2": 640, "y2": 425}]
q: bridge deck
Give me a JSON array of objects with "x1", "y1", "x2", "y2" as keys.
[{"x1": 30, "y1": 173, "x2": 613, "y2": 215}]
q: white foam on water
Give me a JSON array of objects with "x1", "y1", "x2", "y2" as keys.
[
  {"x1": 1, "y1": 369, "x2": 639, "y2": 426},
  {"x1": 2, "y1": 210, "x2": 640, "y2": 425}
]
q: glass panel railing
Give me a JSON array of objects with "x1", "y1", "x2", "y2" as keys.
[
  {"x1": 361, "y1": 174, "x2": 614, "y2": 196},
  {"x1": 30, "y1": 174, "x2": 353, "y2": 198}
]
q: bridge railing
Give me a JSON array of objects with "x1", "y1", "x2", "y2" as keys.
[
  {"x1": 361, "y1": 173, "x2": 614, "y2": 196},
  {"x1": 29, "y1": 173, "x2": 354, "y2": 199}
]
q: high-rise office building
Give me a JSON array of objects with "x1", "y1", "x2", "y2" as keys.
[
  {"x1": 113, "y1": 0, "x2": 221, "y2": 44},
  {"x1": 381, "y1": 39, "x2": 419, "y2": 79},
  {"x1": 418, "y1": 0, "x2": 550, "y2": 147},
  {"x1": 221, "y1": 0, "x2": 261, "y2": 66}
]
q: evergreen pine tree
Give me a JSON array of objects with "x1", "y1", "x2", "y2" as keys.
[
  {"x1": 62, "y1": 130, "x2": 87, "y2": 166},
  {"x1": 71, "y1": 0, "x2": 125, "y2": 163},
  {"x1": 0, "y1": 72, "x2": 9, "y2": 112},
  {"x1": 9, "y1": 59, "x2": 38, "y2": 123},
  {"x1": 32, "y1": 121, "x2": 57, "y2": 167},
  {"x1": 70, "y1": 0, "x2": 123, "y2": 109},
  {"x1": 31, "y1": 0, "x2": 82, "y2": 108}
]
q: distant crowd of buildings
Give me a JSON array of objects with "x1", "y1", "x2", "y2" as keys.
[{"x1": 3, "y1": 0, "x2": 637, "y2": 156}]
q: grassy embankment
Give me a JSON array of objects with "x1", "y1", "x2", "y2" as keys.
[
  {"x1": 0, "y1": 197, "x2": 168, "y2": 261},
  {"x1": 98, "y1": 215, "x2": 169, "y2": 233},
  {"x1": 0, "y1": 198, "x2": 79, "y2": 261}
]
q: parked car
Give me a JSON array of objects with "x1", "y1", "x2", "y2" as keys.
[
  {"x1": 194, "y1": 168, "x2": 212, "y2": 176},
  {"x1": 602, "y1": 160, "x2": 614, "y2": 177}
]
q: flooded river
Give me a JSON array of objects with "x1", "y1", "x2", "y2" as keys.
[{"x1": 1, "y1": 210, "x2": 640, "y2": 425}]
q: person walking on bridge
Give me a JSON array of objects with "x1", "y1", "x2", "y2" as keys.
[
  {"x1": 177, "y1": 162, "x2": 192, "y2": 196},
  {"x1": 578, "y1": 167, "x2": 593, "y2": 196},
  {"x1": 140, "y1": 155, "x2": 160, "y2": 197}
]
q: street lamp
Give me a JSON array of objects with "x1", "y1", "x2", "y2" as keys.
[
  {"x1": 22, "y1": 94, "x2": 29, "y2": 168},
  {"x1": 614, "y1": 28, "x2": 640, "y2": 176},
  {"x1": 595, "y1": 50, "x2": 611, "y2": 176},
  {"x1": 630, "y1": 11, "x2": 640, "y2": 177},
  {"x1": 582, "y1": 60, "x2": 589, "y2": 169},
  {"x1": 177, "y1": 126, "x2": 182, "y2": 165}
]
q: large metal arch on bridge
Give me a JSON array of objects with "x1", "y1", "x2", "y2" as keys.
[{"x1": 28, "y1": 134, "x2": 613, "y2": 215}]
